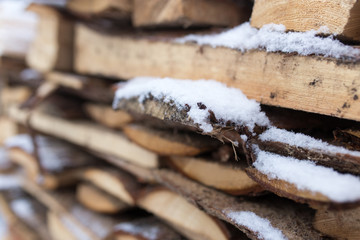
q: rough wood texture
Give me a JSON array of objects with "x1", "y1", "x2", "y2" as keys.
[
  {"x1": 137, "y1": 187, "x2": 231, "y2": 240},
  {"x1": 76, "y1": 182, "x2": 129, "y2": 213},
  {"x1": 26, "y1": 4, "x2": 73, "y2": 72},
  {"x1": 123, "y1": 124, "x2": 220, "y2": 156},
  {"x1": 85, "y1": 103, "x2": 132, "y2": 128},
  {"x1": 46, "y1": 71, "x2": 114, "y2": 103},
  {"x1": 7, "y1": 106, "x2": 159, "y2": 168},
  {"x1": 133, "y1": 0, "x2": 247, "y2": 28},
  {"x1": 251, "y1": 0, "x2": 360, "y2": 41},
  {"x1": 75, "y1": 24, "x2": 360, "y2": 121},
  {"x1": 82, "y1": 167, "x2": 141, "y2": 205},
  {"x1": 169, "y1": 156, "x2": 262, "y2": 195},
  {"x1": 313, "y1": 207, "x2": 360, "y2": 240},
  {"x1": 66, "y1": 0, "x2": 132, "y2": 20}
]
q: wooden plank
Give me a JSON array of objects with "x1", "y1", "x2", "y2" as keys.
[
  {"x1": 75, "y1": 24, "x2": 360, "y2": 121},
  {"x1": 26, "y1": 4, "x2": 73, "y2": 72},
  {"x1": 251, "y1": 0, "x2": 360, "y2": 41},
  {"x1": 7, "y1": 106, "x2": 159, "y2": 168},
  {"x1": 132, "y1": 0, "x2": 247, "y2": 28}
]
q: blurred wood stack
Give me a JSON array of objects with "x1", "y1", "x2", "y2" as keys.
[{"x1": 1, "y1": 0, "x2": 360, "y2": 240}]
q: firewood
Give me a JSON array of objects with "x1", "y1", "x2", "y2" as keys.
[
  {"x1": 313, "y1": 207, "x2": 360, "y2": 240},
  {"x1": 45, "y1": 71, "x2": 114, "y2": 103},
  {"x1": 334, "y1": 128, "x2": 360, "y2": 151},
  {"x1": 47, "y1": 211, "x2": 78, "y2": 240},
  {"x1": 251, "y1": 0, "x2": 360, "y2": 41},
  {"x1": 6, "y1": 134, "x2": 97, "y2": 189},
  {"x1": 82, "y1": 167, "x2": 141, "y2": 205},
  {"x1": 123, "y1": 124, "x2": 219, "y2": 156},
  {"x1": 66, "y1": 0, "x2": 132, "y2": 20},
  {"x1": 137, "y1": 187, "x2": 231, "y2": 240},
  {"x1": 169, "y1": 156, "x2": 262, "y2": 195},
  {"x1": 26, "y1": 4, "x2": 73, "y2": 72},
  {"x1": 110, "y1": 217, "x2": 183, "y2": 240},
  {"x1": 7, "y1": 105, "x2": 159, "y2": 168},
  {"x1": 0, "y1": 117, "x2": 19, "y2": 146},
  {"x1": 75, "y1": 23, "x2": 360, "y2": 121},
  {"x1": 0, "y1": 86, "x2": 32, "y2": 108},
  {"x1": 155, "y1": 170, "x2": 323, "y2": 240},
  {"x1": 77, "y1": 182, "x2": 129, "y2": 213},
  {"x1": 132, "y1": 0, "x2": 247, "y2": 28},
  {"x1": 85, "y1": 103, "x2": 132, "y2": 129}
]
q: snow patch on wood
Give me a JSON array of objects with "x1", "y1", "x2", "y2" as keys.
[
  {"x1": 0, "y1": 174, "x2": 20, "y2": 190},
  {"x1": 253, "y1": 147, "x2": 360, "y2": 202},
  {"x1": 113, "y1": 77, "x2": 270, "y2": 132},
  {"x1": 225, "y1": 210, "x2": 287, "y2": 240},
  {"x1": 176, "y1": 22, "x2": 360, "y2": 59},
  {"x1": 259, "y1": 127, "x2": 360, "y2": 157}
]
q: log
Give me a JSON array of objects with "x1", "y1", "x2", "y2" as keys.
[
  {"x1": 85, "y1": 103, "x2": 132, "y2": 128},
  {"x1": 169, "y1": 156, "x2": 262, "y2": 195},
  {"x1": 75, "y1": 23, "x2": 360, "y2": 121},
  {"x1": 6, "y1": 134, "x2": 98, "y2": 189},
  {"x1": 313, "y1": 207, "x2": 360, "y2": 240},
  {"x1": 7, "y1": 105, "x2": 159, "y2": 168},
  {"x1": 123, "y1": 124, "x2": 220, "y2": 156},
  {"x1": 76, "y1": 182, "x2": 129, "y2": 213},
  {"x1": 82, "y1": 167, "x2": 141, "y2": 205},
  {"x1": 0, "y1": 117, "x2": 19, "y2": 146},
  {"x1": 45, "y1": 71, "x2": 114, "y2": 103},
  {"x1": 0, "y1": 86, "x2": 32, "y2": 108},
  {"x1": 66, "y1": 0, "x2": 132, "y2": 20},
  {"x1": 251, "y1": 0, "x2": 360, "y2": 41},
  {"x1": 26, "y1": 4, "x2": 73, "y2": 72},
  {"x1": 132, "y1": 0, "x2": 247, "y2": 28},
  {"x1": 137, "y1": 187, "x2": 231, "y2": 240}
]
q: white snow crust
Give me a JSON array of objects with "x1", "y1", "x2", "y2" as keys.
[
  {"x1": 253, "y1": 148, "x2": 360, "y2": 202},
  {"x1": 113, "y1": 77, "x2": 270, "y2": 132},
  {"x1": 0, "y1": 174, "x2": 20, "y2": 190},
  {"x1": 226, "y1": 210, "x2": 287, "y2": 240},
  {"x1": 114, "y1": 221, "x2": 160, "y2": 240},
  {"x1": 176, "y1": 22, "x2": 360, "y2": 58}
]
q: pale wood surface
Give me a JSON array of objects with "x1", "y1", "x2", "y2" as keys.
[
  {"x1": 133, "y1": 0, "x2": 246, "y2": 28},
  {"x1": 26, "y1": 4, "x2": 73, "y2": 72},
  {"x1": 85, "y1": 103, "x2": 132, "y2": 128},
  {"x1": 7, "y1": 106, "x2": 159, "y2": 168},
  {"x1": 75, "y1": 24, "x2": 360, "y2": 121},
  {"x1": 251, "y1": 0, "x2": 360, "y2": 41}
]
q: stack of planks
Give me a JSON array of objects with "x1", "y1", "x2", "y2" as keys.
[{"x1": 1, "y1": 0, "x2": 360, "y2": 239}]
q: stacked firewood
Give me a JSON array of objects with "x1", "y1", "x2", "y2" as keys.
[{"x1": 1, "y1": 0, "x2": 360, "y2": 239}]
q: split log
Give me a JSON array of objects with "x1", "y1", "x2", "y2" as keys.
[
  {"x1": 137, "y1": 187, "x2": 231, "y2": 240},
  {"x1": 0, "y1": 117, "x2": 19, "y2": 145},
  {"x1": 75, "y1": 23, "x2": 360, "y2": 121},
  {"x1": 82, "y1": 167, "x2": 141, "y2": 205},
  {"x1": 334, "y1": 128, "x2": 360, "y2": 151},
  {"x1": 7, "y1": 105, "x2": 159, "y2": 168},
  {"x1": 169, "y1": 156, "x2": 262, "y2": 195},
  {"x1": 251, "y1": 0, "x2": 360, "y2": 41},
  {"x1": 46, "y1": 71, "x2": 114, "y2": 103},
  {"x1": 26, "y1": 4, "x2": 73, "y2": 72},
  {"x1": 123, "y1": 124, "x2": 220, "y2": 156},
  {"x1": 66, "y1": 0, "x2": 132, "y2": 20},
  {"x1": 111, "y1": 217, "x2": 183, "y2": 240},
  {"x1": 6, "y1": 134, "x2": 98, "y2": 189},
  {"x1": 85, "y1": 103, "x2": 132, "y2": 128},
  {"x1": 313, "y1": 207, "x2": 360, "y2": 240},
  {"x1": 76, "y1": 182, "x2": 129, "y2": 213},
  {"x1": 132, "y1": 0, "x2": 247, "y2": 28},
  {"x1": 0, "y1": 86, "x2": 32, "y2": 108}
]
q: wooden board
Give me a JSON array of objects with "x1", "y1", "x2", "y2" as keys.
[
  {"x1": 7, "y1": 105, "x2": 159, "y2": 168},
  {"x1": 123, "y1": 124, "x2": 219, "y2": 156},
  {"x1": 75, "y1": 24, "x2": 360, "y2": 121},
  {"x1": 133, "y1": 0, "x2": 247, "y2": 28},
  {"x1": 26, "y1": 4, "x2": 73, "y2": 72},
  {"x1": 66, "y1": 0, "x2": 132, "y2": 20},
  {"x1": 251, "y1": 0, "x2": 360, "y2": 41},
  {"x1": 169, "y1": 156, "x2": 262, "y2": 195}
]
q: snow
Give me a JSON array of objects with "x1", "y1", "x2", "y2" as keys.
[
  {"x1": 176, "y1": 22, "x2": 360, "y2": 59},
  {"x1": 0, "y1": 147, "x2": 11, "y2": 167},
  {"x1": 0, "y1": 174, "x2": 21, "y2": 190},
  {"x1": 253, "y1": 147, "x2": 360, "y2": 202},
  {"x1": 113, "y1": 77, "x2": 270, "y2": 132},
  {"x1": 114, "y1": 220, "x2": 160, "y2": 240},
  {"x1": 60, "y1": 215, "x2": 93, "y2": 240},
  {"x1": 226, "y1": 210, "x2": 287, "y2": 240},
  {"x1": 11, "y1": 198, "x2": 34, "y2": 222},
  {"x1": 259, "y1": 127, "x2": 360, "y2": 157}
]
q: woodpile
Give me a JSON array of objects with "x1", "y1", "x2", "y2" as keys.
[{"x1": 1, "y1": 0, "x2": 360, "y2": 240}]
